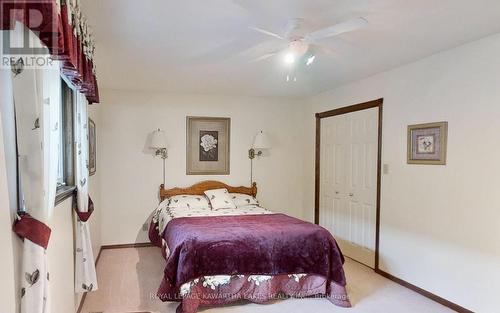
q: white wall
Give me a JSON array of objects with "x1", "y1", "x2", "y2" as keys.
[
  {"x1": 302, "y1": 33, "x2": 500, "y2": 312},
  {"x1": 98, "y1": 90, "x2": 304, "y2": 245}
]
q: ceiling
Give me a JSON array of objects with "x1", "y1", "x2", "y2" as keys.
[{"x1": 81, "y1": 0, "x2": 500, "y2": 98}]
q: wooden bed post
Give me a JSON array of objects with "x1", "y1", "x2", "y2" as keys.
[{"x1": 251, "y1": 182, "x2": 257, "y2": 197}]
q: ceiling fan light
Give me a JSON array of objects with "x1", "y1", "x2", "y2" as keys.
[
  {"x1": 284, "y1": 52, "x2": 295, "y2": 65},
  {"x1": 306, "y1": 55, "x2": 316, "y2": 66}
]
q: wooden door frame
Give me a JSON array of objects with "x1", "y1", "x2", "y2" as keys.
[{"x1": 314, "y1": 98, "x2": 383, "y2": 269}]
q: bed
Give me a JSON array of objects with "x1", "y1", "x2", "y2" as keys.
[{"x1": 148, "y1": 180, "x2": 351, "y2": 313}]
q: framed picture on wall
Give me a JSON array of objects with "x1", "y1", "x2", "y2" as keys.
[
  {"x1": 407, "y1": 121, "x2": 448, "y2": 165},
  {"x1": 88, "y1": 118, "x2": 97, "y2": 176},
  {"x1": 186, "y1": 116, "x2": 230, "y2": 175}
]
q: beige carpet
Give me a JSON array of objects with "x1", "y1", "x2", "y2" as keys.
[{"x1": 80, "y1": 247, "x2": 454, "y2": 313}]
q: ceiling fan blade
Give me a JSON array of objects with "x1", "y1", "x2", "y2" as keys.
[
  {"x1": 249, "y1": 26, "x2": 284, "y2": 40},
  {"x1": 188, "y1": 40, "x2": 263, "y2": 64},
  {"x1": 250, "y1": 51, "x2": 280, "y2": 63},
  {"x1": 305, "y1": 17, "x2": 368, "y2": 42},
  {"x1": 311, "y1": 44, "x2": 336, "y2": 56}
]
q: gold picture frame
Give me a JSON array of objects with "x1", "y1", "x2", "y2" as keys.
[
  {"x1": 407, "y1": 121, "x2": 448, "y2": 165},
  {"x1": 186, "y1": 116, "x2": 230, "y2": 175},
  {"x1": 88, "y1": 118, "x2": 97, "y2": 175}
]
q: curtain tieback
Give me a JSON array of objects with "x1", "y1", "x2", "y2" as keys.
[
  {"x1": 73, "y1": 195, "x2": 94, "y2": 222},
  {"x1": 13, "y1": 214, "x2": 51, "y2": 249}
]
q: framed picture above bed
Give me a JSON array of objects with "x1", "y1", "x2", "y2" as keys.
[
  {"x1": 407, "y1": 121, "x2": 448, "y2": 165},
  {"x1": 186, "y1": 116, "x2": 230, "y2": 175}
]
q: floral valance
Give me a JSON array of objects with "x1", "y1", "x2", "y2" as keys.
[{"x1": 1, "y1": 0, "x2": 100, "y2": 103}]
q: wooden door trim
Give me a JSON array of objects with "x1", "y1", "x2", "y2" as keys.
[
  {"x1": 314, "y1": 98, "x2": 383, "y2": 269},
  {"x1": 374, "y1": 269, "x2": 473, "y2": 312}
]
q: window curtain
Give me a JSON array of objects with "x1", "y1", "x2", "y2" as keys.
[
  {"x1": 9, "y1": 23, "x2": 61, "y2": 313},
  {"x1": 74, "y1": 92, "x2": 98, "y2": 293}
]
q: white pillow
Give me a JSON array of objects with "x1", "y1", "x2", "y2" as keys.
[
  {"x1": 204, "y1": 188, "x2": 237, "y2": 210},
  {"x1": 230, "y1": 193, "x2": 259, "y2": 208},
  {"x1": 167, "y1": 195, "x2": 211, "y2": 210}
]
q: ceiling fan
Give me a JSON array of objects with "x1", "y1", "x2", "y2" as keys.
[{"x1": 248, "y1": 17, "x2": 368, "y2": 66}]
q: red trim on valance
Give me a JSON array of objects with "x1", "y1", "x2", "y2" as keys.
[
  {"x1": 73, "y1": 195, "x2": 94, "y2": 222},
  {"x1": 13, "y1": 214, "x2": 52, "y2": 249},
  {"x1": 0, "y1": 0, "x2": 100, "y2": 103},
  {"x1": 0, "y1": 0, "x2": 62, "y2": 53}
]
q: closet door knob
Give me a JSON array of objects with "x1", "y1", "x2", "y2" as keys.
[
  {"x1": 349, "y1": 193, "x2": 354, "y2": 197},
  {"x1": 335, "y1": 191, "x2": 339, "y2": 194}
]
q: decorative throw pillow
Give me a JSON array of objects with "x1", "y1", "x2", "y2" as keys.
[
  {"x1": 167, "y1": 195, "x2": 211, "y2": 210},
  {"x1": 204, "y1": 188, "x2": 237, "y2": 210},
  {"x1": 230, "y1": 193, "x2": 259, "y2": 208}
]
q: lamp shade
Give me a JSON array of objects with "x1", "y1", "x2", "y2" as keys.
[
  {"x1": 252, "y1": 131, "x2": 271, "y2": 149},
  {"x1": 150, "y1": 129, "x2": 168, "y2": 149}
]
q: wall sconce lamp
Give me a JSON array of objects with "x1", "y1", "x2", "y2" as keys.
[
  {"x1": 248, "y1": 130, "x2": 271, "y2": 184},
  {"x1": 150, "y1": 129, "x2": 168, "y2": 185}
]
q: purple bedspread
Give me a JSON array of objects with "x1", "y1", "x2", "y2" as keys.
[{"x1": 156, "y1": 213, "x2": 347, "y2": 301}]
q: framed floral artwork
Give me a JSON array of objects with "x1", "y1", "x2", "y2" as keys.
[
  {"x1": 407, "y1": 121, "x2": 448, "y2": 165},
  {"x1": 186, "y1": 116, "x2": 230, "y2": 175}
]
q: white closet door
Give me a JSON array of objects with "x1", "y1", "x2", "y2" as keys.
[{"x1": 320, "y1": 107, "x2": 378, "y2": 268}]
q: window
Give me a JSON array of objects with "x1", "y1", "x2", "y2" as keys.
[{"x1": 55, "y1": 77, "x2": 76, "y2": 204}]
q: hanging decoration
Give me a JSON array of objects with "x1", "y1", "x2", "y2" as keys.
[{"x1": 0, "y1": 0, "x2": 100, "y2": 103}]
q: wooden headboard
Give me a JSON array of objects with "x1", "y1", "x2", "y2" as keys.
[{"x1": 160, "y1": 180, "x2": 257, "y2": 201}]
